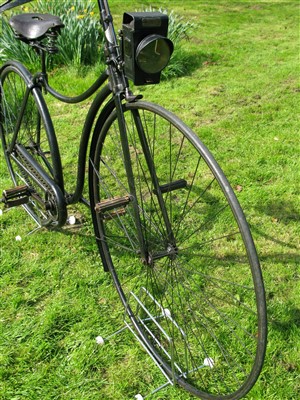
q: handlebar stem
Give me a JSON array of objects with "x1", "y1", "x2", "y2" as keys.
[{"x1": 97, "y1": 0, "x2": 129, "y2": 96}]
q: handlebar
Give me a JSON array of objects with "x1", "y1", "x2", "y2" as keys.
[{"x1": 0, "y1": 0, "x2": 32, "y2": 13}]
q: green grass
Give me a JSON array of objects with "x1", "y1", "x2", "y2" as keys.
[{"x1": 1, "y1": 1, "x2": 299, "y2": 399}]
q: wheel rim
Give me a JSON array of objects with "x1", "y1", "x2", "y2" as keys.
[
  {"x1": 0, "y1": 67, "x2": 62, "y2": 227},
  {"x1": 90, "y1": 102, "x2": 267, "y2": 399}
]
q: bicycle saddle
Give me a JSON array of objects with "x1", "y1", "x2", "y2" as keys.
[{"x1": 9, "y1": 13, "x2": 64, "y2": 40}]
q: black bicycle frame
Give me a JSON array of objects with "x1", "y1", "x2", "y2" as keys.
[
  {"x1": 1, "y1": 0, "x2": 175, "y2": 260},
  {"x1": 32, "y1": 0, "x2": 130, "y2": 206}
]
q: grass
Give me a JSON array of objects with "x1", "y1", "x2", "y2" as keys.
[{"x1": 0, "y1": 1, "x2": 299, "y2": 399}]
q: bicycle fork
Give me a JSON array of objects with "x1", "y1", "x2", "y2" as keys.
[{"x1": 114, "y1": 95, "x2": 177, "y2": 265}]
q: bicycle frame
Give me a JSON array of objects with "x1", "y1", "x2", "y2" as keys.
[
  {"x1": 0, "y1": 0, "x2": 175, "y2": 256},
  {"x1": 31, "y1": 0, "x2": 132, "y2": 206},
  {"x1": 45, "y1": 0, "x2": 148, "y2": 205}
]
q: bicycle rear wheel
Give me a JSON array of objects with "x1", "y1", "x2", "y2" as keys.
[
  {"x1": 89, "y1": 101, "x2": 267, "y2": 399},
  {"x1": 0, "y1": 62, "x2": 66, "y2": 227}
]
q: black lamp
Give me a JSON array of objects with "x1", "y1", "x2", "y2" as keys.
[{"x1": 122, "y1": 12, "x2": 174, "y2": 85}]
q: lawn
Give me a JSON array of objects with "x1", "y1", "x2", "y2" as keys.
[{"x1": 0, "y1": 1, "x2": 299, "y2": 399}]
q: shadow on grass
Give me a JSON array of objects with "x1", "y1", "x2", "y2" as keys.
[
  {"x1": 268, "y1": 305, "x2": 300, "y2": 355},
  {"x1": 250, "y1": 200, "x2": 300, "y2": 263},
  {"x1": 162, "y1": 50, "x2": 219, "y2": 80},
  {"x1": 271, "y1": 307, "x2": 300, "y2": 329},
  {"x1": 256, "y1": 200, "x2": 300, "y2": 226}
]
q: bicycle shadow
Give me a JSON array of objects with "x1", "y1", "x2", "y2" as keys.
[
  {"x1": 255, "y1": 199, "x2": 300, "y2": 227},
  {"x1": 250, "y1": 200, "x2": 300, "y2": 345},
  {"x1": 250, "y1": 199, "x2": 299, "y2": 259},
  {"x1": 270, "y1": 307, "x2": 300, "y2": 332}
]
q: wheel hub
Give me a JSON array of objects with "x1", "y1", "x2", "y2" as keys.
[{"x1": 146, "y1": 244, "x2": 178, "y2": 265}]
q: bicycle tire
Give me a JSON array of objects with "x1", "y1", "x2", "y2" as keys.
[
  {"x1": 0, "y1": 62, "x2": 66, "y2": 227},
  {"x1": 89, "y1": 101, "x2": 267, "y2": 399}
]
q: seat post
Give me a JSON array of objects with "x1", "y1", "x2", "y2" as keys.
[
  {"x1": 31, "y1": 46, "x2": 49, "y2": 91},
  {"x1": 40, "y1": 48, "x2": 47, "y2": 76}
]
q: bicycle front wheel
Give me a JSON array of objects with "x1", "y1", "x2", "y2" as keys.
[{"x1": 89, "y1": 101, "x2": 267, "y2": 399}]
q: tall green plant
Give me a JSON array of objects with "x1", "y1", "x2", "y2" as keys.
[
  {"x1": 0, "y1": 0, "x2": 104, "y2": 71},
  {"x1": 0, "y1": 15, "x2": 39, "y2": 69},
  {"x1": 35, "y1": 0, "x2": 104, "y2": 67}
]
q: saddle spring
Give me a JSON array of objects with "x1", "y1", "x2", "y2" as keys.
[{"x1": 43, "y1": 28, "x2": 60, "y2": 54}]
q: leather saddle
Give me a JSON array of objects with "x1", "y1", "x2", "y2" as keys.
[{"x1": 9, "y1": 13, "x2": 64, "y2": 41}]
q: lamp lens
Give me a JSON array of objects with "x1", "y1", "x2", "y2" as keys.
[{"x1": 136, "y1": 36, "x2": 172, "y2": 74}]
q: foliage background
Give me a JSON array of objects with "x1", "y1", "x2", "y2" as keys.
[
  {"x1": 0, "y1": 0, "x2": 196, "y2": 79},
  {"x1": 0, "y1": 1, "x2": 299, "y2": 399}
]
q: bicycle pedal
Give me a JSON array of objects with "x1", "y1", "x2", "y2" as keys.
[
  {"x1": 153, "y1": 179, "x2": 187, "y2": 195},
  {"x1": 1, "y1": 185, "x2": 31, "y2": 208},
  {"x1": 101, "y1": 208, "x2": 127, "y2": 220},
  {"x1": 95, "y1": 196, "x2": 132, "y2": 217}
]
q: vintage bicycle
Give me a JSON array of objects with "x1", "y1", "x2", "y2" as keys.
[{"x1": 0, "y1": 1, "x2": 267, "y2": 399}]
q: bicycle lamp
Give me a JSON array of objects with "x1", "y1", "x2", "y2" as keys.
[{"x1": 122, "y1": 12, "x2": 174, "y2": 85}]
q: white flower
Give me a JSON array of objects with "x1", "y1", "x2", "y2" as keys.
[
  {"x1": 68, "y1": 215, "x2": 76, "y2": 225},
  {"x1": 15, "y1": 235, "x2": 22, "y2": 241},
  {"x1": 95, "y1": 336, "x2": 104, "y2": 345},
  {"x1": 163, "y1": 308, "x2": 171, "y2": 318},
  {"x1": 203, "y1": 357, "x2": 214, "y2": 368}
]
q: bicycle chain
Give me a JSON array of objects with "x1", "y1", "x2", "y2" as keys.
[{"x1": 15, "y1": 147, "x2": 59, "y2": 220}]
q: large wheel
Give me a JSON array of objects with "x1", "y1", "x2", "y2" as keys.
[
  {"x1": 0, "y1": 62, "x2": 66, "y2": 227},
  {"x1": 89, "y1": 101, "x2": 267, "y2": 399}
]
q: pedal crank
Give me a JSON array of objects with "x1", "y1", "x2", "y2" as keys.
[{"x1": 1, "y1": 185, "x2": 31, "y2": 208}]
